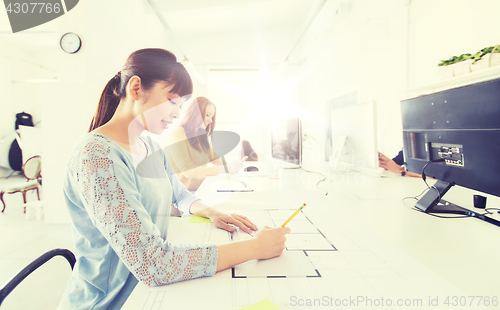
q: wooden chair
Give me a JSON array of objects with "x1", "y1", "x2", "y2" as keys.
[{"x1": 1, "y1": 155, "x2": 41, "y2": 213}]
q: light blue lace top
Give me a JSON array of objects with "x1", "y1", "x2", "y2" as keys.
[{"x1": 58, "y1": 133, "x2": 218, "y2": 310}]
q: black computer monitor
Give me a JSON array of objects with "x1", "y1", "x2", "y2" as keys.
[
  {"x1": 401, "y1": 77, "x2": 500, "y2": 226},
  {"x1": 271, "y1": 117, "x2": 302, "y2": 166}
]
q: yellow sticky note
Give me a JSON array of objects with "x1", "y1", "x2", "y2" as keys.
[
  {"x1": 188, "y1": 215, "x2": 211, "y2": 223},
  {"x1": 238, "y1": 298, "x2": 280, "y2": 310}
]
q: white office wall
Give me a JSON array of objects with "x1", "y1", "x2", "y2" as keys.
[
  {"x1": 298, "y1": 0, "x2": 500, "y2": 165},
  {"x1": 11, "y1": 82, "x2": 42, "y2": 126},
  {"x1": 295, "y1": 0, "x2": 407, "y2": 165},
  {"x1": 207, "y1": 69, "x2": 267, "y2": 161},
  {"x1": 408, "y1": 0, "x2": 500, "y2": 88},
  {"x1": 41, "y1": 0, "x2": 174, "y2": 223},
  {"x1": 189, "y1": 63, "x2": 209, "y2": 98},
  {"x1": 0, "y1": 48, "x2": 51, "y2": 173},
  {"x1": 0, "y1": 56, "x2": 14, "y2": 173},
  {"x1": 11, "y1": 56, "x2": 55, "y2": 130},
  {"x1": 0, "y1": 55, "x2": 13, "y2": 134}
]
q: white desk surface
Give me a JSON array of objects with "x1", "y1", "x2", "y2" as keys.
[{"x1": 123, "y1": 168, "x2": 500, "y2": 310}]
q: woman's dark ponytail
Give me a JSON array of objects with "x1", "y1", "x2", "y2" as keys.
[
  {"x1": 87, "y1": 48, "x2": 193, "y2": 133},
  {"x1": 88, "y1": 72, "x2": 123, "y2": 132}
]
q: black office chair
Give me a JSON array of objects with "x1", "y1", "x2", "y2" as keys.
[{"x1": 0, "y1": 248, "x2": 76, "y2": 307}]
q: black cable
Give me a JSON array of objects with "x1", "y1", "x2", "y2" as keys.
[
  {"x1": 409, "y1": 187, "x2": 429, "y2": 200},
  {"x1": 412, "y1": 206, "x2": 473, "y2": 218},
  {"x1": 421, "y1": 162, "x2": 431, "y2": 189},
  {"x1": 429, "y1": 185, "x2": 442, "y2": 203},
  {"x1": 402, "y1": 187, "x2": 430, "y2": 206},
  {"x1": 299, "y1": 166, "x2": 324, "y2": 176},
  {"x1": 419, "y1": 158, "x2": 447, "y2": 204},
  {"x1": 421, "y1": 158, "x2": 446, "y2": 189},
  {"x1": 299, "y1": 166, "x2": 328, "y2": 195},
  {"x1": 484, "y1": 208, "x2": 500, "y2": 215}
]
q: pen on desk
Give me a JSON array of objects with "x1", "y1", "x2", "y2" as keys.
[
  {"x1": 281, "y1": 203, "x2": 306, "y2": 227},
  {"x1": 230, "y1": 227, "x2": 254, "y2": 238},
  {"x1": 217, "y1": 189, "x2": 254, "y2": 192},
  {"x1": 241, "y1": 228, "x2": 254, "y2": 238}
]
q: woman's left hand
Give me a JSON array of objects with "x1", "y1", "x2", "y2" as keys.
[
  {"x1": 209, "y1": 212, "x2": 257, "y2": 234},
  {"x1": 378, "y1": 152, "x2": 403, "y2": 174}
]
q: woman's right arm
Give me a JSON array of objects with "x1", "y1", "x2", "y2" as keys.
[
  {"x1": 216, "y1": 226, "x2": 290, "y2": 272},
  {"x1": 71, "y1": 142, "x2": 290, "y2": 284}
]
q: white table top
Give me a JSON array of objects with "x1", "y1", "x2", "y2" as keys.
[{"x1": 123, "y1": 168, "x2": 500, "y2": 310}]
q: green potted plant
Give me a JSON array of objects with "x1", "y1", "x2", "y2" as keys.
[
  {"x1": 437, "y1": 45, "x2": 500, "y2": 79},
  {"x1": 438, "y1": 53, "x2": 473, "y2": 78},
  {"x1": 470, "y1": 45, "x2": 500, "y2": 72}
]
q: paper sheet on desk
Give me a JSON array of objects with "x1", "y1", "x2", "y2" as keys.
[
  {"x1": 170, "y1": 222, "x2": 231, "y2": 245},
  {"x1": 233, "y1": 250, "x2": 317, "y2": 278},
  {"x1": 200, "y1": 175, "x2": 248, "y2": 192},
  {"x1": 141, "y1": 272, "x2": 232, "y2": 310},
  {"x1": 279, "y1": 220, "x2": 318, "y2": 234},
  {"x1": 268, "y1": 209, "x2": 307, "y2": 221},
  {"x1": 236, "y1": 210, "x2": 276, "y2": 228},
  {"x1": 285, "y1": 234, "x2": 335, "y2": 251},
  {"x1": 233, "y1": 213, "x2": 318, "y2": 234}
]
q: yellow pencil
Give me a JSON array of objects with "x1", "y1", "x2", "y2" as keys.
[{"x1": 281, "y1": 203, "x2": 306, "y2": 227}]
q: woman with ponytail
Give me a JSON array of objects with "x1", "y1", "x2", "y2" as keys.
[
  {"x1": 164, "y1": 96, "x2": 244, "y2": 191},
  {"x1": 58, "y1": 48, "x2": 290, "y2": 310}
]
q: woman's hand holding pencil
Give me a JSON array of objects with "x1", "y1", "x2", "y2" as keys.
[
  {"x1": 253, "y1": 226, "x2": 291, "y2": 260},
  {"x1": 250, "y1": 203, "x2": 306, "y2": 259},
  {"x1": 215, "y1": 203, "x2": 308, "y2": 270}
]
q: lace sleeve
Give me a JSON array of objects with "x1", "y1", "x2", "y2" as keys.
[{"x1": 69, "y1": 139, "x2": 218, "y2": 286}]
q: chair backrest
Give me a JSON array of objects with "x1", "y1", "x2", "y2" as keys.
[
  {"x1": 22, "y1": 156, "x2": 41, "y2": 180},
  {"x1": 0, "y1": 248, "x2": 76, "y2": 307}
]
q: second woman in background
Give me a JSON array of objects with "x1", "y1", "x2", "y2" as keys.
[{"x1": 165, "y1": 97, "x2": 243, "y2": 191}]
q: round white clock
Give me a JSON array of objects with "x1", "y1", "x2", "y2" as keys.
[{"x1": 60, "y1": 32, "x2": 82, "y2": 54}]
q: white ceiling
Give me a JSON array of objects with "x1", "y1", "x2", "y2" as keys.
[
  {"x1": 0, "y1": 31, "x2": 58, "y2": 51},
  {"x1": 149, "y1": 0, "x2": 326, "y2": 64},
  {"x1": 157, "y1": 0, "x2": 319, "y2": 38},
  {"x1": 0, "y1": 0, "x2": 326, "y2": 65}
]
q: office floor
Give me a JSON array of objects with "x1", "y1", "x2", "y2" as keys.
[{"x1": 0, "y1": 174, "x2": 74, "y2": 310}]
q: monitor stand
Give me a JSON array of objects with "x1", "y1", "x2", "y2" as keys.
[
  {"x1": 415, "y1": 180, "x2": 500, "y2": 227},
  {"x1": 415, "y1": 180, "x2": 459, "y2": 213}
]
